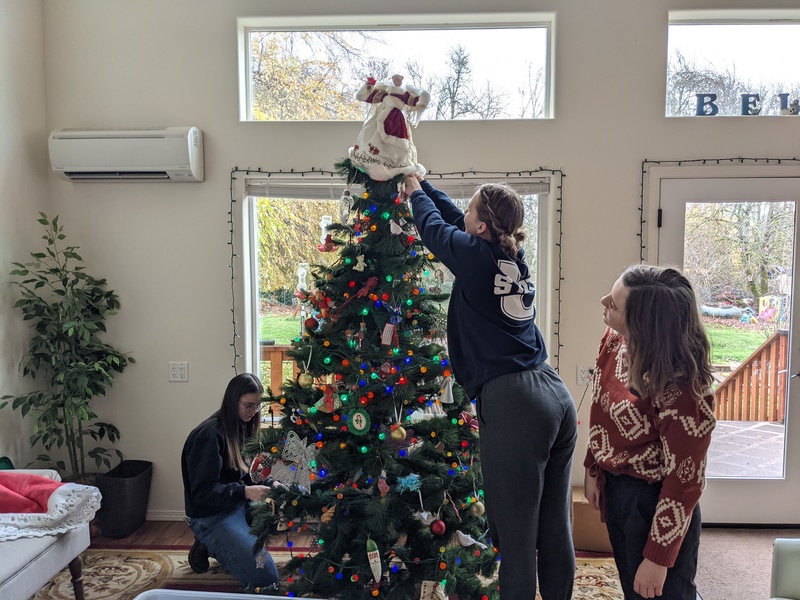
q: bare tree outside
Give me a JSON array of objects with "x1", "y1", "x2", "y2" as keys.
[
  {"x1": 666, "y1": 23, "x2": 800, "y2": 117},
  {"x1": 247, "y1": 28, "x2": 548, "y2": 121},
  {"x1": 684, "y1": 202, "x2": 795, "y2": 306}
]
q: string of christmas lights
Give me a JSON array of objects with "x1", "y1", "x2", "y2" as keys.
[
  {"x1": 639, "y1": 157, "x2": 800, "y2": 262},
  {"x1": 229, "y1": 166, "x2": 566, "y2": 373}
]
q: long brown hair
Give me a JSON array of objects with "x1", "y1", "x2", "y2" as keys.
[
  {"x1": 475, "y1": 183, "x2": 527, "y2": 257},
  {"x1": 621, "y1": 265, "x2": 713, "y2": 406},
  {"x1": 215, "y1": 373, "x2": 264, "y2": 471}
]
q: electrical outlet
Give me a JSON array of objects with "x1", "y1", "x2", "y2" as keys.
[
  {"x1": 169, "y1": 361, "x2": 189, "y2": 382},
  {"x1": 577, "y1": 365, "x2": 593, "y2": 386}
]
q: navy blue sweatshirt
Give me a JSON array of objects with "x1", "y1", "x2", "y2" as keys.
[
  {"x1": 181, "y1": 415, "x2": 249, "y2": 518},
  {"x1": 410, "y1": 180, "x2": 547, "y2": 398}
]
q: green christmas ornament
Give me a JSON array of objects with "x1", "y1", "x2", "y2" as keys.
[{"x1": 349, "y1": 408, "x2": 371, "y2": 435}]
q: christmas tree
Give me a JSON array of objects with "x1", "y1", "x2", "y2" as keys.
[{"x1": 247, "y1": 157, "x2": 498, "y2": 599}]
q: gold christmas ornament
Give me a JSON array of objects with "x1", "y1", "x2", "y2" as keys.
[
  {"x1": 298, "y1": 372, "x2": 313, "y2": 388},
  {"x1": 390, "y1": 426, "x2": 407, "y2": 441},
  {"x1": 470, "y1": 501, "x2": 485, "y2": 517}
]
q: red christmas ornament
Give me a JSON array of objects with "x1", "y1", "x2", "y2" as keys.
[
  {"x1": 429, "y1": 519, "x2": 446, "y2": 536},
  {"x1": 317, "y1": 234, "x2": 338, "y2": 252},
  {"x1": 304, "y1": 317, "x2": 319, "y2": 332}
]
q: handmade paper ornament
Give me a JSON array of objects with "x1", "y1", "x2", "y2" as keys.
[
  {"x1": 438, "y1": 376, "x2": 454, "y2": 404},
  {"x1": 366, "y1": 537, "x2": 382, "y2": 583},
  {"x1": 414, "y1": 510, "x2": 436, "y2": 526},
  {"x1": 269, "y1": 431, "x2": 318, "y2": 490},
  {"x1": 456, "y1": 530, "x2": 487, "y2": 549}
]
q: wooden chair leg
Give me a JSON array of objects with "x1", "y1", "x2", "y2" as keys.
[{"x1": 68, "y1": 555, "x2": 85, "y2": 600}]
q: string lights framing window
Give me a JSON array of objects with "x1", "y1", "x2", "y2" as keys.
[{"x1": 227, "y1": 168, "x2": 564, "y2": 394}]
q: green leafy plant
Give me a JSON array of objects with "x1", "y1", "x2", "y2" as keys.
[{"x1": 1, "y1": 213, "x2": 134, "y2": 480}]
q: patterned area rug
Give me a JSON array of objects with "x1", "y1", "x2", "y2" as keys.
[{"x1": 34, "y1": 549, "x2": 622, "y2": 599}]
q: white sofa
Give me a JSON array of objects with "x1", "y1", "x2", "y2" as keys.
[
  {"x1": 0, "y1": 469, "x2": 92, "y2": 600},
  {"x1": 771, "y1": 538, "x2": 800, "y2": 600}
]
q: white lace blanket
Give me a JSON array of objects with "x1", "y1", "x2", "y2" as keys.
[{"x1": 0, "y1": 474, "x2": 102, "y2": 542}]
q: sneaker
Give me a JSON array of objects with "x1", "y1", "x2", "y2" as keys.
[{"x1": 188, "y1": 539, "x2": 210, "y2": 573}]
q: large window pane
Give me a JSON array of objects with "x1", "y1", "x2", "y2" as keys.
[
  {"x1": 667, "y1": 20, "x2": 800, "y2": 116},
  {"x1": 245, "y1": 25, "x2": 550, "y2": 121}
]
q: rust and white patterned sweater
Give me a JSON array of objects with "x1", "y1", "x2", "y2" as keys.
[{"x1": 583, "y1": 327, "x2": 716, "y2": 567}]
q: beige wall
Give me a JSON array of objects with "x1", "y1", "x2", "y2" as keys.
[
  {"x1": 1, "y1": 0, "x2": 799, "y2": 517},
  {"x1": 0, "y1": 0, "x2": 52, "y2": 466}
]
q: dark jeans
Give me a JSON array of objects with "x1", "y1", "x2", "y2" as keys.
[
  {"x1": 604, "y1": 472, "x2": 701, "y2": 600},
  {"x1": 478, "y1": 363, "x2": 578, "y2": 600}
]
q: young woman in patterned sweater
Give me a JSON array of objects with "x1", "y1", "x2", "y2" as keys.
[{"x1": 584, "y1": 265, "x2": 715, "y2": 600}]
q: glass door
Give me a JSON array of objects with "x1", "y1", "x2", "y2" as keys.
[{"x1": 657, "y1": 174, "x2": 800, "y2": 523}]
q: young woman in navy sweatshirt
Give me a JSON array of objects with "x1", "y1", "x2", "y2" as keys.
[
  {"x1": 181, "y1": 373, "x2": 279, "y2": 593},
  {"x1": 405, "y1": 175, "x2": 578, "y2": 600}
]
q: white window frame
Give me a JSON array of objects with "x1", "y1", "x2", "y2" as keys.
[
  {"x1": 235, "y1": 172, "x2": 557, "y2": 376},
  {"x1": 237, "y1": 13, "x2": 556, "y2": 122}
]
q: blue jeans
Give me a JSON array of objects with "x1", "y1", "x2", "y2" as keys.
[{"x1": 188, "y1": 502, "x2": 279, "y2": 592}]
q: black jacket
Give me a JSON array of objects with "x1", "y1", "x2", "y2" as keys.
[{"x1": 181, "y1": 415, "x2": 248, "y2": 518}]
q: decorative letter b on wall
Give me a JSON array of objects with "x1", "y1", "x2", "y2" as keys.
[{"x1": 695, "y1": 94, "x2": 719, "y2": 116}]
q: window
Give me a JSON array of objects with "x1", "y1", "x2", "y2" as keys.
[
  {"x1": 667, "y1": 11, "x2": 800, "y2": 116},
  {"x1": 240, "y1": 173, "x2": 552, "y2": 394},
  {"x1": 238, "y1": 14, "x2": 554, "y2": 121}
]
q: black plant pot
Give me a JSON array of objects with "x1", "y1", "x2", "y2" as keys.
[{"x1": 95, "y1": 459, "x2": 153, "y2": 539}]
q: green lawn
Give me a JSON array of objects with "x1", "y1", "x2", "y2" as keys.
[
  {"x1": 260, "y1": 314, "x2": 302, "y2": 345},
  {"x1": 706, "y1": 324, "x2": 771, "y2": 363},
  {"x1": 260, "y1": 314, "x2": 770, "y2": 364}
]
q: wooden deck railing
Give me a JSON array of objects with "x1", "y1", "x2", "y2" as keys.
[
  {"x1": 259, "y1": 343, "x2": 299, "y2": 395},
  {"x1": 714, "y1": 329, "x2": 788, "y2": 422}
]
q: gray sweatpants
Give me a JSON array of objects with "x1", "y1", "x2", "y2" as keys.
[{"x1": 477, "y1": 363, "x2": 578, "y2": 600}]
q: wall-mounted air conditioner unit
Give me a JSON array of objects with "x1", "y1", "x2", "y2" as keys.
[{"x1": 49, "y1": 127, "x2": 204, "y2": 182}]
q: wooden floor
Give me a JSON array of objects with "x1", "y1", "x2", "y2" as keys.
[
  {"x1": 91, "y1": 520, "x2": 315, "y2": 548},
  {"x1": 91, "y1": 520, "x2": 196, "y2": 547}
]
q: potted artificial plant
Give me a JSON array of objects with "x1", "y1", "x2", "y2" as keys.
[{"x1": 1, "y1": 213, "x2": 134, "y2": 483}]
